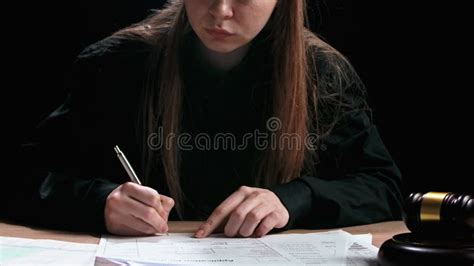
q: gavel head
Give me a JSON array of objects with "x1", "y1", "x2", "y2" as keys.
[{"x1": 403, "y1": 192, "x2": 474, "y2": 237}]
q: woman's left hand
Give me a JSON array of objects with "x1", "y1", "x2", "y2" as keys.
[{"x1": 194, "y1": 186, "x2": 289, "y2": 238}]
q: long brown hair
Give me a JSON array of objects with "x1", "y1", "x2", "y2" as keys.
[{"x1": 114, "y1": 0, "x2": 368, "y2": 218}]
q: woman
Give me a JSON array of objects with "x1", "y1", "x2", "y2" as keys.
[{"x1": 23, "y1": 0, "x2": 403, "y2": 238}]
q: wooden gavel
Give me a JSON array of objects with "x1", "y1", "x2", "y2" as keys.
[
  {"x1": 404, "y1": 192, "x2": 474, "y2": 237},
  {"x1": 378, "y1": 192, "x2": 474, "y2": 265}
]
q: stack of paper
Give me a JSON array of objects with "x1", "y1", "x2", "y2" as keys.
[
  {"x1": 94, "y1": 230, "x2": 378, "y2": 266},
  {"x1": 1, "y1": 230, "x2": 378, "y2": 265},
  {"x1": 0, "y1": 236, "x2": 97, "y2": 266}
]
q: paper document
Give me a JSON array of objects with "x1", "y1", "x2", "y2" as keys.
[
  {"x1": 95, "y1": 230, "x2": 378, "y2": 266},
  {"x1": 345, "y1": 241, "x2": 379, "y2": 266},
  {"x1": 0, "y1": 236, "x2": 97, "y2": 266}
]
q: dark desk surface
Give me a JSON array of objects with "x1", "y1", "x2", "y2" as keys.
[{"x1": 0, "y1": 220, "x2": 408, "y2": 248}]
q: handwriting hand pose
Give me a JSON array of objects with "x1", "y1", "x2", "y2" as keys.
[{"x1": 105, "y1": 182, "x2": 175, "y2": 236}]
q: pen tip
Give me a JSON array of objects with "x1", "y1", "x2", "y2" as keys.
[{"x1": 114, "y1": 145, "x2": 121, "y2": 154}]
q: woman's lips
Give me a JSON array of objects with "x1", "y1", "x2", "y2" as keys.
[{"x1": 205, "y1": 28, "x2": 234, "y2": 39}]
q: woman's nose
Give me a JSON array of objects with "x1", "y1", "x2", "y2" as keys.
[{"x1": 209, "y1": 0, "x2": 234, "y2": 20}]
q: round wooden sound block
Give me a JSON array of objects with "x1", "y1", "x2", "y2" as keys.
[{"x1": 378, "y1": 233, "x2": 474, "y2": 265}]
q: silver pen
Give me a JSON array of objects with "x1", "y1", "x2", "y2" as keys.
[
  {"x1": 114, "y1": 145, "x2": 142, "y2": 185},
  {"x1": 114, "y1": 145, "x2": 169, "y2": 235}
]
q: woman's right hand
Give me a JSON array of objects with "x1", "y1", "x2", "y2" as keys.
[{"x1": 104, "y1": 182, "x2": 175, "y2": 236}]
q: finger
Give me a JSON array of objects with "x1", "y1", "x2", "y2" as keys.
[
  {"x1": 224, "y1": 192, "x2": 262, "y2": 237},
  {"x1": 119, "y1": 223, "x2": 150, "y2": 236},
  {"x1": 160, "y1": 195, "x2": 175, "y2": 221},
  {"x1": 124, "y1": 215, "x2": 159, "y2": 235},
  {"x1": 122, "y1": 182, "x2": 166, "y2": 218},
  {"x1": 195, "y1": 187, "x2": 249, "y2": 238},
  {"x1": 238, "y1": 203, "x2": 273, "y2": 237},
  {"x1": 254, "y1": 213, "x2": 279, "y2": 237},
  {"x1": 114, "y1": 213, "x2": 158, "y2": 236},
  {"x1": 119, "y1": 195, "x2": 167, "y2": 233},
  {"x1": 161, "y1": 195, "x2": 175, "y2": 212}
]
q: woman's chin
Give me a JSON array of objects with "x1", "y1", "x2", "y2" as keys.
[{"x1": 202, "y1": 42, "x2": 242, "y2": 54}]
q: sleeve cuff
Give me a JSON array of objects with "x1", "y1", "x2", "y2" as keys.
[
  {"x1": 270, "y1": 178, "x2": 313, "y2": 231},
  {"x1": 84, "y1": 179, "x2": 120, "y2": 233}
]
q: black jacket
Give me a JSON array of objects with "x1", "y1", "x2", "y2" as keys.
[{"x1": 16, "y1": 32, "x2": 403, "y2": 232}]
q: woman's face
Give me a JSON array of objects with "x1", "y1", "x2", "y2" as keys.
[{"x1": 184, "y1": 0, "x2": 278, "y2": 53}]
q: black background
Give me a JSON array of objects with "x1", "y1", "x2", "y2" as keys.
[{"x1": 11, "y1": 0, "x2": 472, "y2": 205}]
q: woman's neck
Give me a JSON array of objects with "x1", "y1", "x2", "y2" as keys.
[{"x1": 197, "y1": 41, "x2": 251, "y2": 72}]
